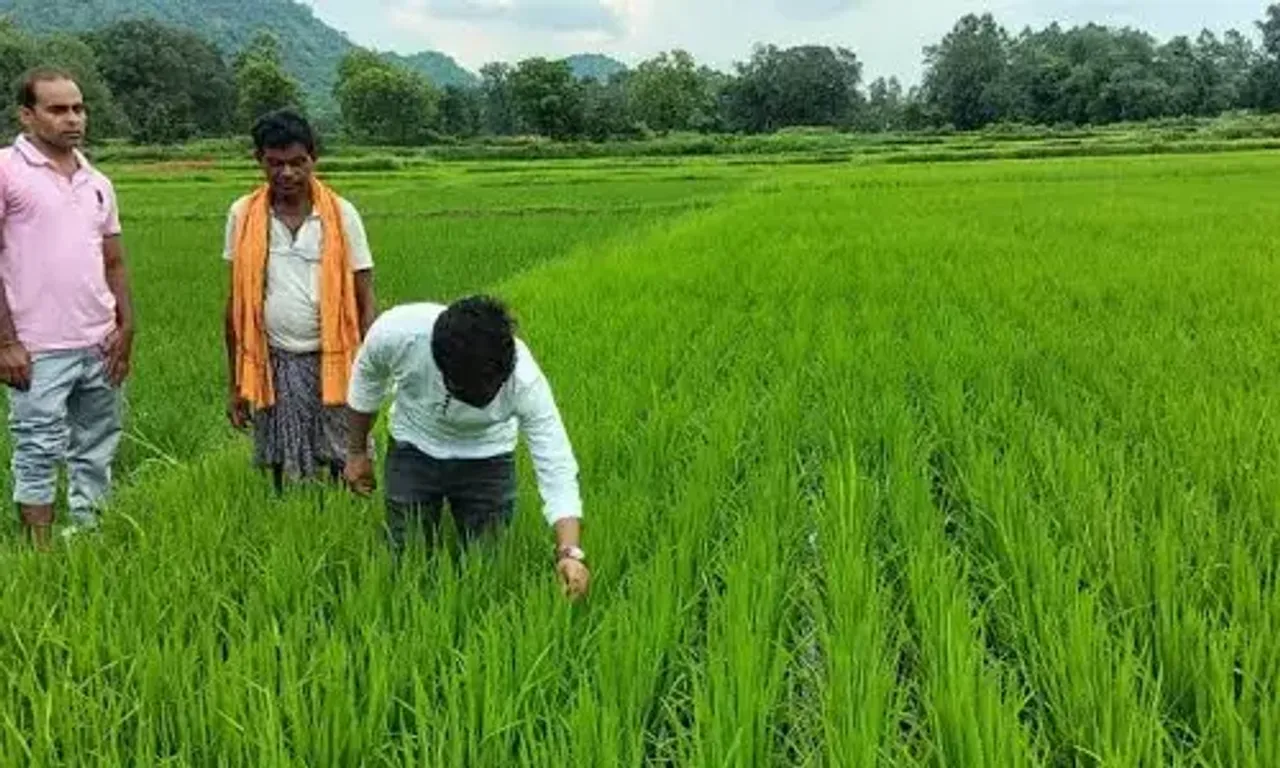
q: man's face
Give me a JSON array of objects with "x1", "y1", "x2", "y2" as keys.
[
  {"x1": 257, "y1": 143, "x2": 314, "y2": 198},
  {"x1": 19, "y1": 79, "x2": 87, "y2": 151},
  {"x1": 439, "y1": 356, "x2": 509, "y2": 410},
  {"x1": 445, "y1": 375, "x2": 506, "y2": 410}
]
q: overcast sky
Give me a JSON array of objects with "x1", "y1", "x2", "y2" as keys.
[{"x1": 304, "y1": 0, "x2": 1265, "y2": 84}]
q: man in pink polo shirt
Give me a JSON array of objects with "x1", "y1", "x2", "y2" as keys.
[{"x1": 0, "y1": 68, "x2": 135, "y2": 549}]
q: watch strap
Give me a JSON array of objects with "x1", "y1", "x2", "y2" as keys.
[{"x1": 557, "y1": 545, "x2": 586, "y2": 563}]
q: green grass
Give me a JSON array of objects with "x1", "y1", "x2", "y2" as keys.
[
  {"x1": 84, "y1": 111, "x2": 1280, "y2": 168},
  {"x1": 1, "y1": 148, "x2": 1278, "y2": 764},
  {"x1": 0, "y1": 161, "x2": 744, "y2": 482}
]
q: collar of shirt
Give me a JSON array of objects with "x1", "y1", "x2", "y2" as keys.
[
  {"x1": 13, "y1": 134, "x2": 93, "y2": 184},
  {"x1": 267, "y1": 200, "x2": 322, "y2": 235},
  {"x1": 271, "y1": 205, "x2": 321, "y2": 221}
]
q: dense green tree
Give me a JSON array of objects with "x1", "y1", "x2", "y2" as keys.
[
  {"x1": 234, "y1": 31, "x2": 304, "y2": 131},
  {"x1": 509, "y1": 58, "x2": 583, "y2": 139},
  {"x1": 438, "y1": 84, "x2": 482, "y2": 138},
  {"x1": 922, "y1": 14, "x2": 1011, "y2": 129},
  {"x1": 860, "y1": 76, "x2": 906, "y2": 132},
  {"x1": 0, "y1": 19, "x2": 35, "y2": 136},
  {"x1": 335, "y1": 49, "x2": 386, "y2": 92},
  {"x1": 86, "y1": 19, "x2": 234, "y2": 142},
  {"x1": 335, "y1": 49, "x2": 438, "y2": 145},
  {"x1": 1155, "y1": 35, "x2": 1203, "y2": 116},
  {"x1": 1252, "y1": 4, "x2": 1280, "y2": 110},
  {"x1": 1208, "y1": 30, "x2": 1261, "y2": 110},
  {"x1": 696, "y1": 66, "x2": 734, "y2": 133},
  {"x1": 1003, "y1": 25, "x2": 1067, "y2": 125},
  {"x1": 628, "y1": 50, "x2": 706, "y2": 133},
  {"x1": 581, "y1": 73, "x2": 639, "y2": 140},
  {"x1": 1260, "y1": 3, "x2": 1280, "y2": 58},
  {"x1": 929, "y1": 16, "x2": 1266, "y2": 129},
  {"x1": 723, "y1": 44, "x2": 863, "y2": 132},
  {"x1": 900, "y1": 86, "x2": 931, "y2": 131},
  {"x1": 478, "y1": 62, "x2": 519, "y2": 136}
]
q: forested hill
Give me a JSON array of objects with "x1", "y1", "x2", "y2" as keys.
[
  {"x1": 566, "y1": 53, "x2": 628, "y2": 81},
  {"x1": 0, "y1": 0, "x2": 478, "y2": 99},
  {"x1": 393, "y1": 51, "x2": 479, "y2": 89}
]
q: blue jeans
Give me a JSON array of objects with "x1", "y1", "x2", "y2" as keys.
[{"x1": 7, "y1": 348, "x2": 123, "y2": 528}]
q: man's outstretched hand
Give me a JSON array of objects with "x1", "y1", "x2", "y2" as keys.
[
  {"x1": 344, "y1": 453, "x2": 376, "y2": 496},
  {"x1": 557, "y1": 558, "x2": 590, "y2": 601}
]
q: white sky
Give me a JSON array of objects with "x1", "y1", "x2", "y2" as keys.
[{"x1": 303, "y1": 0, "x2": 1266, "y2": 85}]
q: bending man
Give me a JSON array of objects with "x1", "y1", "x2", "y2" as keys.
[{"x1": 344, "y1": 296, "x2": 590, "y2": 600}]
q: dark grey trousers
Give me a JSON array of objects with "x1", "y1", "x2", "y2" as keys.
[{"x1": 384, "y1": 440, "x2": 517, "y2": 550}]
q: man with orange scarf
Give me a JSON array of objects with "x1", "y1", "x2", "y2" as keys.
[{"x1": 223, "y1": 110, "x2": 377, "y2": 489}]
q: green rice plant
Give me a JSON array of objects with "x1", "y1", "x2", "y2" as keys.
[
  {"x1": 811, "y1": 442, "x2": 908, "y2": 766},
  {"x1": 3, "y1": 148, "x2": 1280, "y2": 765}
]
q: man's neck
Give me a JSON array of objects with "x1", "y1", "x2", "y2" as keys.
[
  {"x1": 25, "y1": 134, "x2": 79, "y2": 175},
  {"x1": 271, "y1": 188, "x2": 311, "y2": 215}
]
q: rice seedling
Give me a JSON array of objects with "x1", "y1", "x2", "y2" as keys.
[{"x1": 2, "y1": 149, "x2": 1278, "y2": 765}]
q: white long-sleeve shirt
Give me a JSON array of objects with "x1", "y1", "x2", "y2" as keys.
[{"x1": 347, "y1": 302, "x2": 582, "y2": 525}]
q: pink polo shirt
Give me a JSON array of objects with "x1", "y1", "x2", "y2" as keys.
[{"x1": 0, "y1": 135, "x2": 120, "y2": 354}]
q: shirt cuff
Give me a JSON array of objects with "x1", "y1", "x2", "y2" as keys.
[
  {"x1": 544, "y1": 502, "x2": 583, "y2": 527},
  {"x1": 347, "y1": 389, "x2": 383, "y2": 415}
]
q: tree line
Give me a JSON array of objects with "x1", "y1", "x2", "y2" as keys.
[
  {"x1": 918, "y1": 10, "x2": 1280, "y2": 130},
  {"x1": 4, "y1": 7, "x2": 1280, "y2": 146}
]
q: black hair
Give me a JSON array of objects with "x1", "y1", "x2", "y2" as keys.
[
  {"x1": 17, "y1": 67, "x2": 76, "y2": 109},
  {"x1": 250, "y1": 108, "x2": 317, "y2": 157},
  {"x1": 432, "y1": 295, "x2": 518, "y2": 409}
]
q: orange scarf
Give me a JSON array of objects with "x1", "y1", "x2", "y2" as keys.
[{"x1": 230, "y1": 178, "x2": 360, "y2": 409}]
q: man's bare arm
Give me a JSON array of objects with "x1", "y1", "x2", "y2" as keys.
[
  {"x1": 355, "y1": 270, "x2": 377, "y2": 339},
  {"x1": 0, "y1": 275, "x2": 30, "y2": 391},
  {"x1": 103, "y1": 236, "x2": 134, "y2": 333},
  {"x1": 224, "y1": 292, "x2": 237, "y2": 393},
  {"x1": 223, "y1": 267, "x2": 251, "y2": 428},
  {"x1": 0, "y1": 172, "x2": 28, "y2": 390},
  {"x1": 342, "y1": 407, "x2": 378, "y2": 493},
  {"x1": 342, "y1": 317, "x2": 391, "y2": 494},
  {"x1": 554, "y1": 518, "x2": 582, "y2": 552},
  {"x1": 0, "y1": 275, "x2": 20, "y2": 346},
  {"x1": 102, "y1": 236, "x2": 134, "y2": 385},
  {"x1": 347, "y1": 407, "x2": 375, "y2": 457}
]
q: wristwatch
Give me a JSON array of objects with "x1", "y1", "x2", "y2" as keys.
[{"x1": 556, "y1": 545, "x2": 586, "y2": 564}]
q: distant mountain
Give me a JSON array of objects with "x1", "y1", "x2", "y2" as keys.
[
  {"x1": 0, "y1": 0, "x2": 478, "y2": 102},
  {"x1": 566, "y1": 53, "x2": 628, "y2": 81},
  {"x1": 388, "y1": 51, "x2": 478, "y2": 90}
]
